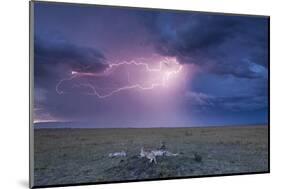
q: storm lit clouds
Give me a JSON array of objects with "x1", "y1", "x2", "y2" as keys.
[{"x1": 33, "y1": 2, "x2": 269, "y2": 127}]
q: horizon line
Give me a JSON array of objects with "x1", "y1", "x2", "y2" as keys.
[{"x1": 33, "y1": 122, "x2": 268, "y2": 129}]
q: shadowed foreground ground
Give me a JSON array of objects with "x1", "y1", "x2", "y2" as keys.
[{"x1": 33, "y1": 126, "x2": 268, "y2": 186}]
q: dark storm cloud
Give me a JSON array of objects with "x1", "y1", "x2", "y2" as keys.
[
  {"x1": 142, "y1": 13, "x2": 269, "y2": 78},
  {"x1": 185, "y1": 91, "x2": 267, "y2": 112},
  {"x1": 186, "y1": 70, "x2": 268, "y2": 113},
  {"x1": 33, "y1": 34, "x2": 110, "y2": 121},
  {"x1": 34, "y1": 34, "x2": 108, "y2": 85},
  {"x1": 33, "y1": 2, "x2": 268, "y2": 126},
  {"x1": 140, "y1": 12, "x2": 268, "y2": 117}
]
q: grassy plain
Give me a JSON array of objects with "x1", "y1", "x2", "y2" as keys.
[{"x1": 33, "y1": 126, "x2": 268, "y2": 186}]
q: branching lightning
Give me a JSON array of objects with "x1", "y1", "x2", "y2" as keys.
[{"x1": 56, "y1": 58, "x2": 183, "y2": 98}]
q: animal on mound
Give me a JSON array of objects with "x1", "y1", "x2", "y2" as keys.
[
  {"x1": 140, "y1": 144, "x2": 178, "y2": 164},
  {"x1": 107, "y1": 142, "x2": 178, "y2": 164},
  {"x1": 140, "y1": 147, "x2": 158, "y2": 164}
]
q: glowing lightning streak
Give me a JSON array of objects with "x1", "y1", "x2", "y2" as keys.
[
  {"x1": 56, "y1": 74, "x2": 78, "y2": 94},
  {"x1": 80, "y1": 83, "x2": 164, "y2": 99},
  {"x1": 56, "y1": 59, "x2": 183, "y2": 98}
]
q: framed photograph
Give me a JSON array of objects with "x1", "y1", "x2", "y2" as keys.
[{"x1": 29, "y1": 1, "x2": 269, "y2": 188}]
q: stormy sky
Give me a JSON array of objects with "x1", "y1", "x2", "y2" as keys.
[{"x1": 33, "y1": 2, "x2": 269, "y2": 127}]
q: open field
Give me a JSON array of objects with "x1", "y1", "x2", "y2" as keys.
[{"x1": 33, "y1": 126, "x2": 268, "y2": 186}]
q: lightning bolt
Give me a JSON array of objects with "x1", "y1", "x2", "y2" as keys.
[{"x1": 56, "y1": 58, "x2": 183, "y2": 99}]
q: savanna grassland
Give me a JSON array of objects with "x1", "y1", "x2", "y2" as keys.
[{"x1": 33, "y1": 126, "x2": 268, "y2": 186}]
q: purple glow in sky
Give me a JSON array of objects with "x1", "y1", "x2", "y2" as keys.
[
  {"x1": 55, "y1": 56, "x2": 187, "y2": 98},
  {"x1": 33, "y1": 2, "x2": 269, "y2": 127}
]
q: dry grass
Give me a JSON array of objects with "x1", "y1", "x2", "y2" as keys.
[{"x1": 33, "y1": 125, "x2": 268, "y2": 186}]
